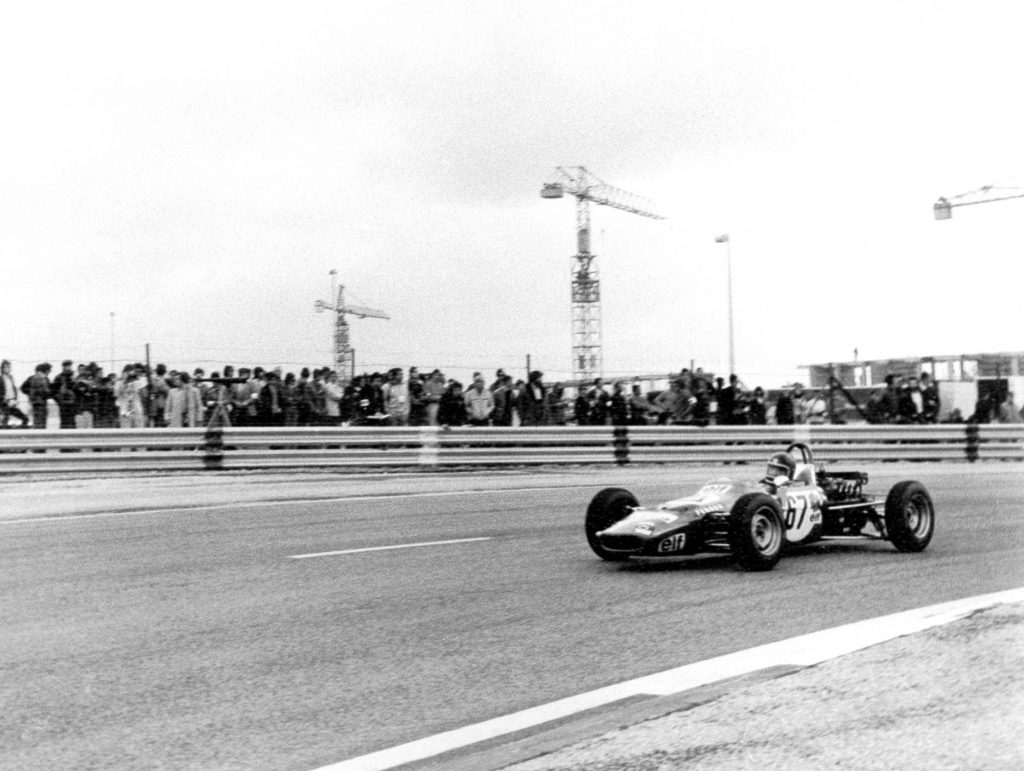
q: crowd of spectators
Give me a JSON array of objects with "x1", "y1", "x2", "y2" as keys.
[{"x1": 4, "y1": 358, "x2": 1023, "y2": 430}]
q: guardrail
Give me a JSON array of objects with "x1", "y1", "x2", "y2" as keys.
[{"x1": 0, "y1": 424, "x2": 1021, "y2": 474}]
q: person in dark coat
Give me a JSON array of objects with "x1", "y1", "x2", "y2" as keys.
[
  {"x1": 609, "y1": 382, "x2": 629, "y2": 426},
  {"x1": 748, "y1": 386, "x2": 767, "y2": 425},
  {"x1": 438, "y1": 381, "x2": 466, "y2": 426},
  {"x1": 51, "y1": 360, "x2": 78, "y2": 429},
  {"x1": 519, "y1": 370, "x2": 547, "y2": 426},
  {"x1": 21, "y1": 362, "x2": 53, "y2": 429},
  {"x1": 774, "y1": 388, "x2": 795, "y2": 425}
]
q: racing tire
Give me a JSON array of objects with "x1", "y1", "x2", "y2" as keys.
[
  {"x1": 884, "y1": 480, "x2": 935, "y2": 552},
  {"x1": 728, "y1": 493, "x2": 785, "y2": 571},
  {"x1": 586, "y1": 487, "x2": 638, "y2": 561}
]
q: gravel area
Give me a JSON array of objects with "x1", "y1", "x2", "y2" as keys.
[{"x1": 504, "y1": 602, "x2": 1024, "y2": 770}]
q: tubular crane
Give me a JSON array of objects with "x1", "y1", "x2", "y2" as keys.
[
  {"x1": 541, "y1": 166, "x2": 664, "y2": 385},
  {"x1": 314, "y1": 270, "x2": 389, "y2": 383},
  {"x1": 933, "y1": 184, "x2": 1024, "y2": 219}
]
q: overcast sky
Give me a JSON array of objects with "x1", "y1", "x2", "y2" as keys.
[{"x1": 2, "y1": 0, "x2": 1022, "y2": 387}]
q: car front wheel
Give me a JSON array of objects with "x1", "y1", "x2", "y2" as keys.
[
  {"x1": 729, "y1": 493, "x2": 785, "y2": 571},
  {"x1": 585, "y1": 487, "x2": 638, "y2": 561}
]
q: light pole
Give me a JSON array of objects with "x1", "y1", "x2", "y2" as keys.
[
  {"x1": 109, "y1": 312, "x2": 115, "y2": 373},
  {"x1": 715, "y1": 234, "x2": 735, "y2": 377}
]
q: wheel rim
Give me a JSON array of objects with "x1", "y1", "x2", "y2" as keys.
[
  {"x1": 751, "y1": 508, "x2": 781, "y2": 553},
  {"x1": 904, "y1": 493, "x2": 933, "y2": 537}
]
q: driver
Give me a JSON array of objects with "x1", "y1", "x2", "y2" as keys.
[{"x1": 762, "y1": 451, "x2": 796, "y2": 490}]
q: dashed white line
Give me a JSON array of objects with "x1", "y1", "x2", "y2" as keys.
[
  {"x1": 287, "y1": 537, "x2": 493, "y2": 559},
  {"x1": 0, "y1": 485, "x2": 597, "y2": 525}
]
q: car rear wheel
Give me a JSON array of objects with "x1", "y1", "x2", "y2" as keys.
[
  {"x1": 884, "y1": 480, "x2": 934, "y2": 552},
  {"x1": 586, "y1": 487, "x2": 638, "y2": 561},
  {"x1": 729, "y1": 493, "x2": 785, "y2": 571}
]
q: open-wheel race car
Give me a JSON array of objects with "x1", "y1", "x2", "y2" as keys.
[{"x1": 586, "y1": 443, "x2": 935, "y2": 571}]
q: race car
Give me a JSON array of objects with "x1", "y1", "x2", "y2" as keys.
[{"x1": 585, "y1": 442, "x2": 935, "y2": 571}]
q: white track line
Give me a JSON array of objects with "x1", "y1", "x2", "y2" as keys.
[
  {"x1": 288, "y1": 537, "x2": 492, "y2": 559},
  {"x1": 0, "y1": 485, "x2": 597, "y2": 525},
  {"x1": 316, "y1": 586, "x2": 1024, "y2": 771}
]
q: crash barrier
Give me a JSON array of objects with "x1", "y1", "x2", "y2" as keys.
[{"x1": 0, "y1": 423, "x2": 1020, "y2": 474}]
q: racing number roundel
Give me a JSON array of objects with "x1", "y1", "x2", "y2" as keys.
[{"x1": 783, "y1": 490, "x2": 822, "y2": 543}]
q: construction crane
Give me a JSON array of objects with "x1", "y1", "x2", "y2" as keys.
[
  {"x1": 934, "y1": 185, "x2": 1024, "y2": 219},
  {"x1": 314, "y1": 269, "x2": 389, "y2": 383},
  {"x1": 541, "y1": 166, "x2": 664, "y2": 385}
]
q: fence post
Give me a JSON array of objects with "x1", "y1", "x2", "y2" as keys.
[
  {"x1": 965, "y1": 422, "x2": 979, "y2": 463},
  {"x1": 203, "y1": 422, "x2": 226, "y2": 471},
  {"x1": 613, "y1": 426, "x2": 630, "y2": 465}
]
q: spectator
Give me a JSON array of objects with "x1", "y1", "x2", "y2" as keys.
[
  {"x1": 383, "y1": 367, "x2": 410, "y2": 426},
  {"x1": 281, "y1": 373, "x2": 300, "y2": 427},
  {"x1": 231, "y1": 368, "x2": 252, "y2": 427},
  {"x1": 293, "y1": 368, "x2": 313, "y2": 426},
  {"x1": 546, "y1": 382, "x2": 567, "y2": 425},
  {"x1": 716, "y1": 376, "x2": 737, "y2": 425},
  {"x1": 748, "y1": 386, "x2": 767, "y2": 425},
  {"x1": 880, "y1": 375, "x2": 900, "y2": 423},
  {"x1": 691, "y1": 379, "x2": 712, "y2": 427},
  {"x1": 247, "y1": 368, "x2": 267, "y2": 425},
  {"x1": 438, "y1": 381, "x2": 466, "y2": 426},
  {"x1": 358, "y1": 372, "x2": 387, "y2": 423},
  {"x1": 610, "y1": 382, "x2": 629, "y2": 425},
  {"x1": 970, "y1": 392, "x2": 994, "y2": 424},
  {"x1": 997, "y1": 391, "x2": 1024, "y2": 424},
  {"x1": 587, "y1": 378, "x2": 610, "y2": 425},
  {"x1": 492, "y1": 375, "x2": 514, "y2": 426},
  {"x1": 774, "y1": 386, "x2": 795, "y2": 425},
  {"x1": 164, "y1": 373, "x2": 185, "y2": 427},
  {"x1": 148, "y1": 364, "x2": 170, "y2": 428},
  {"x1": 73, "y1": 363, "x2": 98, "y2": 429},
  {"x1": 51, "y1": 360, "x2": 77, "y2": 429},
  {"x1": 193, "y1": 368, "x2": 212, "y2": 423},
  {"x1": 653, "y1": 380, "x2": 682, "y2": 425},
  {"x1": 897, "y1": 381, "x2": 920, "y2": 424},
  {"x1": 203, "y1": 371, "x2": 231, "y2": 426},
  {"x1": 864, "y1": 390, "x2": 886, "y2": 424},
  {"x1": 322, "y1": 370, "x2": 344, "y2": 426},
  {"x1": 255, "y1": 371, "x2": 284, "y2": 426},
  {"x1": 520, "y1": 370, "x2": 547, "y2": 426},
  {"x1": 791, "y1": 383, "x2": 810, "y2": 424},
  {"x1": 23, "y1": 363, "x2": 54, "y2": 429},
  {"x1": 408, "y1": 367, "x2": 428, "y2": 426},
  {"x1": 464, "y1": 376, "x2": 495, "y2": 426},
  {"x1": 1, "y1": 360, "x2": 29, "y2": 428},
  {"x1": 920, "y1": 372, "x2": 940, "y2": 423},
  {"x1": 116, "y1": 364, "x2": 145, "y2": 428},
  {"x1": 628, "y1": 383, "x2": 651, "y2": 425},
  {"x1": 573, "y1": 389, "x2": 590, "y2": 425},
  {"x1": 509, "y1": 379, "x2": 524, "y2": 425},
  {"x1": 95, "y1": 374, "x2": 119, "y2": 428},
  {"x1": 489, "y1": 368, "x2": 507, "y2": 392},
  {"x1": 423, "y1": 369, "x2": 446, "y2": 425}
]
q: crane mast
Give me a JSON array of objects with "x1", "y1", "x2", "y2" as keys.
[
  {"x1": 314, "y1": 270, "x2": 389, "y2": 384},
  {"x1": 542, "y1": 166, "x2": 664, "y2": 386}
]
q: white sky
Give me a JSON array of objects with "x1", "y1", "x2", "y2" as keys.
[{"x1": 2, "y1": 0, "x2": 1022, "y2": 387}]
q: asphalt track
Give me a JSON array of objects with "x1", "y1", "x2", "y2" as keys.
[{"x1": 2, "y1": 464, "x2": 1023, "y2": 769}]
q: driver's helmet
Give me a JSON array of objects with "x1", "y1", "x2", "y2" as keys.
[{"x1": 765, "y1": 451, "x2": 796, "y2": 481}]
